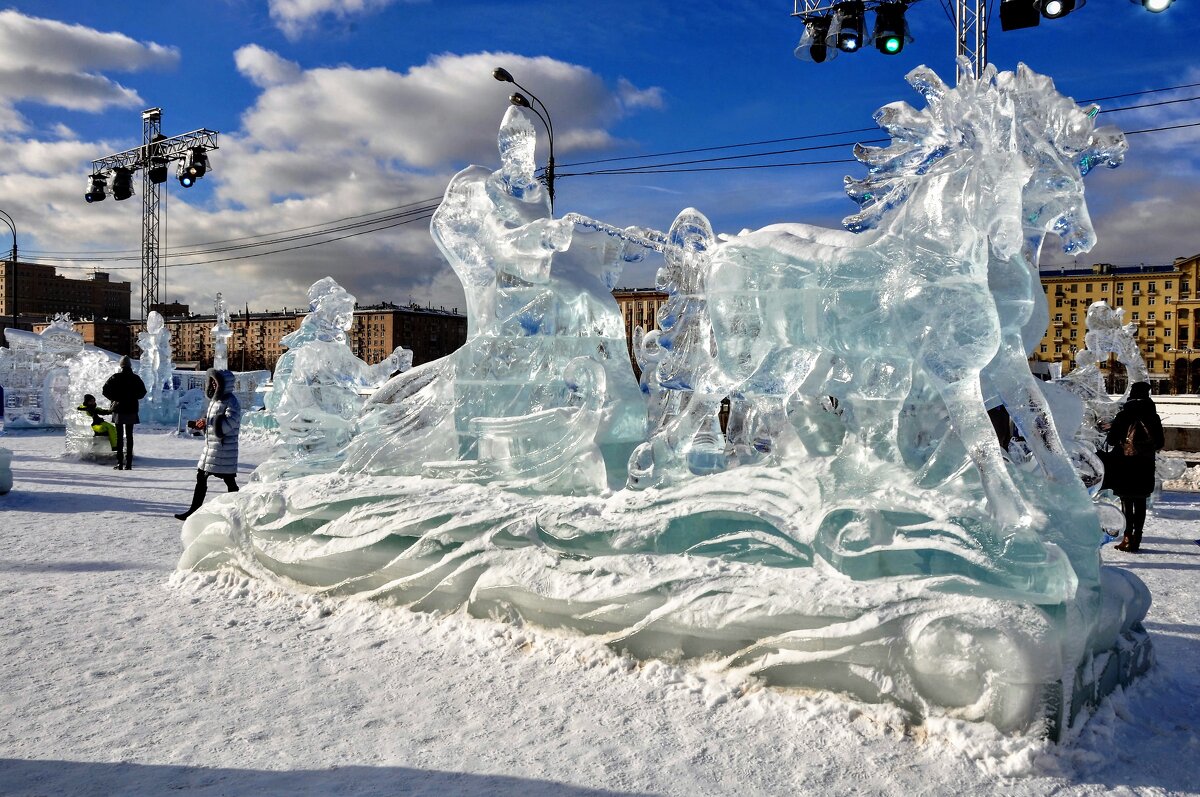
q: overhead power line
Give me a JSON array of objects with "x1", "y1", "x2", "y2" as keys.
[{"x1": 26, "y1": 81, "x2": 1200, "y2": 270}]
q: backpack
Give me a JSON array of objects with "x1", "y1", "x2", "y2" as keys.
[{"x1": 1122, "y1": 419, "x2": 1153, "y2": 457}]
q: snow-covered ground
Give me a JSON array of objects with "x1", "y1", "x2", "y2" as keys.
[{"x1": 1, "y1": 429, "x2": 1197, "y2": 796}]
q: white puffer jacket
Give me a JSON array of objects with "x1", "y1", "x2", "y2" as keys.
[{"x1": 196, "y1": 369, "x2": 241, "y2": 475}]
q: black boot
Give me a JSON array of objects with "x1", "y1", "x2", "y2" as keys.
[
  {"x1": 175, "y1": 470, "x2": 208, "y2": 521},
  {"x1": 124, "y1": 442, "x2": 133, "y2": 470},
  {"x1": 113, "y1": 453, "x2": 125, "y2": 470}
]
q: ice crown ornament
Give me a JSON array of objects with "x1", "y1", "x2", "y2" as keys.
[{"x1": 179, "y1": 62, "x2": 1149, "y2": 736}]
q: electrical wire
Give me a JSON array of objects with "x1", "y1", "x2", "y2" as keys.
[{"x1": 24, "y1": 82, "x2": 1200, "y2": 269}]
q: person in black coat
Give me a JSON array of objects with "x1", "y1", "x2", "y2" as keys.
[
  {"x1": 102, "y1": 356, "x2": 148, "y2": 470},
  {"x1": 1104, "y1": 381, "x2": 1164, "y2": 552}
]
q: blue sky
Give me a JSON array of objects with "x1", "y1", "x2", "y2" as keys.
[{"x1": 1, "y1": 0, "x2": 1197, "y2": 316}]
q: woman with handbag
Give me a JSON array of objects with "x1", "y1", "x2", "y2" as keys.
[{"x1": 1103, "y1": 381, "x2": 1164, "y2": 552}]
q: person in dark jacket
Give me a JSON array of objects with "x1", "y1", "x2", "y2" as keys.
[
  {"x1": 175, "y1": 369, "x2": 241, "y2": 521},
  {"x1": 102, "y1": 356, "x2": 148, "y2": 470},
  {"x1": 1104, "y1": 381, "x2": 1164, "y2": 552}
]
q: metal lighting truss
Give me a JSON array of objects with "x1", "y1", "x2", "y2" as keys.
[
  {"x1": 89, "y1": 108, "x2": 219, "y2": 319},
  {"x1": 792, "y1": 0, "x2": 989, "y2": 80}
]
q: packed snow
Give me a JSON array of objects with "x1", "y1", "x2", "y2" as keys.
[{"x1": 1, "y1": 429, "x2": 1197, "y2": 796}]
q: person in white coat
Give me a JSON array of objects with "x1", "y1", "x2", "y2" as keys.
[{"x1": 175, "y1": 369, "x2": 241, "y2": 521}]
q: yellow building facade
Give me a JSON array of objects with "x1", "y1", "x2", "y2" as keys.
[{"x1": 1037, "y1": 252, "x2": 1200, "y2": 393}]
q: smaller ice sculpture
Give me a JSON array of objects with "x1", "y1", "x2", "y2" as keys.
[
  {"x1": 0, "y1": 314, "x2": 86, "y2": 428},
  {"x1": 136, "y1": 311, "x2": 177, "y2": 425},
  {"x1": 64, "y1": 349, "x2": 122, "y2": 459},
  {"x1": 256, "y1": 277, "x2": 411, "y2": 473},
  {"x1": 212, "y1": 294, "x2": 233, "y2": 371}
]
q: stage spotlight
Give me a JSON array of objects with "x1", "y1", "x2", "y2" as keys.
[
  {"x1": 112, "y1": 167, "x2": 134, "y2": 201},
  {"x1": 794, "y1": 16, "x2": 837, "y2": 63},
  {"x1": 1041, "y1": 0, "x2": 1078, "y2": 18},
  {"x1": 1000, "y1": 0, "x2": 1041, "y2": 29},
  {"x1": 827, "y1": 1, "x2": 866, "y2": 53},
  {"x1": 184, "y1": 147, "x2": 208, "y2": 179},
  {"x1": 1133, "y1": 0, "x2": 1173, "y2": 11},
  {"x1": 872, "y1": 2, "x2": 912, "y2": 54},
  {"x1": 148, "y1": 158, "x2": 169, "y2": 185},
  {"x1": 177, "y1": 162, "x2": 195, "y2": 188},
  {"x1": 84, "y1": 174, "x2": 107, "y2": 203}
]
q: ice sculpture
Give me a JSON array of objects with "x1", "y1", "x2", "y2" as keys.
[
  {"x1": 136, "y1": 311, "x2": 177, "y2": 425},
  {"x1": 212, "y1": 294, "x2": 233, "y2": 371},
  {"x1": 180, "y1": 63, "x2": 1153, "y2": 735},
  {"x1": 0, "y1": 314, "x2": 87, "y2": 428},
  {"x1": 64, "y1": 348, "x2": 123, "y2": 459},
  {"x1": 253, "y1": 277, "x2": 412, "y2": 475}
]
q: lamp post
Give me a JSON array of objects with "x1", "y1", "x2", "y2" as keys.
[
  {"x1": 492, "y1": 68, "x2": 556, "y2": 212},
  {"x1": 0, "y1": 209, "x2": 16, "y2": 329}
]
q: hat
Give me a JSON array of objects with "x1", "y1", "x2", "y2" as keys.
[
  {"x1": 1129, "y1": 381, "x2": 1151, "y2": 400},
  {"x1": 118, "y1": 355, "x2": 132, "y2": 370}
]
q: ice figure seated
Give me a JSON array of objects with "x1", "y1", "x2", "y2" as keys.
[
  {"x1": 258, "y1": 277, "x2": 412, "y2": 472},
  {"x1": 64, "y1": 348, "x2": 122, "y2": 458},
  {"x1": 341, "y1": 106, "x2": 645, "y2": 493},
  {"x1": 180, "y1": 64, "x2": 1152, "y2": 735}
]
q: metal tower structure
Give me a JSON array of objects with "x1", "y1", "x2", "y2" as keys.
[
  {"x1": 792, "y1": 0, "x2": 989, "y2": 78},
  {"x1": 88, "y1": 109, "x2": 219, "y2": 319}
]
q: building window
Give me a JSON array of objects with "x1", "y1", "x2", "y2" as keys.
[
  {"x1": 1132, "y1": 297, "x2": 1140, "y2": 306},
  {"x1": 1056, "y1": 298, "x2": 1064, "y2": 308},
  {"x1": 1040, "y1": 345, "x2": 1047, "y2": 353},
  {"x1": 1149, "y1": 296, "x2": 1156, "y2": 305},
  {"x1": 1070, "y1": 313, "x2": 1077, "y2": 323},
  {"x1": 1166, "y1": 280, "x2": 1173, "y2": 289},
  {"x1": 1054, "y1": 313, "x2": 1063, "y2": 321},
  {"x1": 1133, "y1": 282, "x2": 1140, "y2": 291},
  {"x1": 1116, "y1": 283, "x2": 1124, "y2": 293},
  {"x1": 1100, "y1": 283, "x2": 1108, "y2": 291},
  {"x1": 1167, "y1": 311, "x2": 1174, "y2": 320},
  {"x1": 1070, "y1": 284, "x2": 1077, "y2": 293},
  {"x1": 1086, "y1": 284, "x2": 1093, "y2": 293},
  {"x1": 1132, "y1": 312, "x2": 1140, "y2": 320},
  {"x1": 1070, "y1": 329, "x2": 1077, "y2": 339},
  {"x1": 1149, "y1": 312, "x2": 1156, "y2": 320}
]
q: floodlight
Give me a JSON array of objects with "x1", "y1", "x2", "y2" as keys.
[
  {"x1": 148, "y1": 158, "x2": 169, "y2": 185},
  {"x1": 826, "y1": 1, "x2": 866, "y2": 53},
  {"x1": 795, "y1": 16, "x2": 837, "y2": 63},
  {"x1": 1133, "y1": 0, "x2": 1173, "y2": 11},
  {"x1": 84, "y1": 174, "x2": 107, "y2": 203},
  {"x1": 112, "y1": 167, "x2": 134, "y2": 201},
  {"x1": 177, "y1": 162, "x2": 195, "y2": 188},
  {"x1": 1000, "y1": 0, "x2": 1041, "y2": 29},
  {"x1": 872, "y1": 3, "x2": 912, "y2": 55},
  {"x1": 184, "y1": 147, "x2": 208, "y2": 179}
]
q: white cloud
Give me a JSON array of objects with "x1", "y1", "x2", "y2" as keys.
[
  {"x1": 0, "y1": 10, "x2": 178, "y2": 129},
  {"x1": 267, "y1": 0, "x2": 408, "y2": 39},
  {"x1": 234, "y1": 45, "x2": 303, "y2": 89},
  {"x1": 5, "y1": 48, "x2": 665, "y2": 317},
  {"x1": 616, "y1": 77, "x2": 664, "y2": 111}
]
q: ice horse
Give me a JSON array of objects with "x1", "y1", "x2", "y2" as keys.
[{"x1": 180, "y1": 64, "x2": 1152, "y2": 736}]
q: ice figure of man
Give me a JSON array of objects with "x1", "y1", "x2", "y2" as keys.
[
  {"x1": 264, "y1": 276, "x2": 411, "y2": 461},
  {"x1": 421, "y1": 106, "x2": 645, "y2": 487},
  {"x1": 212, "y1": 294, "x2": 233, "y2": 372},
  {"x1": 137, "y1": 311, "x2": 175, "y2": 422}
]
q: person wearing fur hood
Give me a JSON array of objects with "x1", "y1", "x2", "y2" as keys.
[{"x1": 175, "y1": 369, "x2": 241, "y2": 521}]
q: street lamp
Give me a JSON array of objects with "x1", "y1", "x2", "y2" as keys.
[
  {"x1": 492, "y1": 67, "x2": 557, "y2": 212},
  {"x1": 0, "y1": 209, "x2": 16, "y2": 328}
]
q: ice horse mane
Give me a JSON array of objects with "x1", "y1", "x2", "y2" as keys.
[
  {"x1": 842, "y1": 61, "x2": 1025, "y2": 247},
  {"x1": 842, "y1": 60, "x2": 1124, "y2": 259}
]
